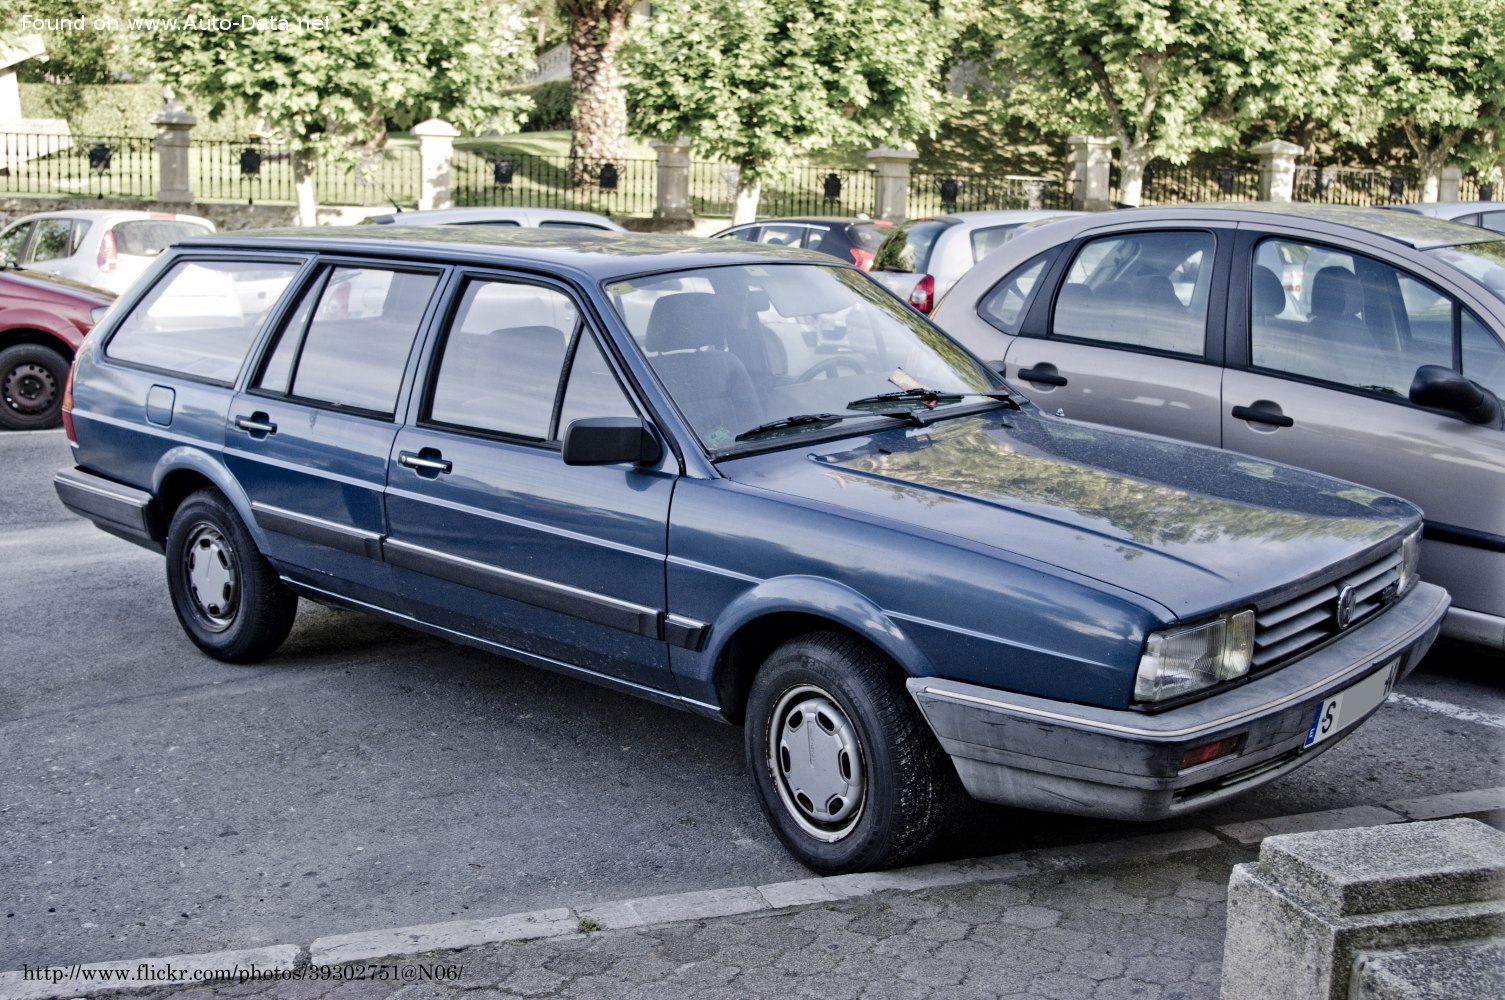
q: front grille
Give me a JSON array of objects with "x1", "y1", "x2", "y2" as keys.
[{"x1": 1252, "y1": 548, "x2": 1402, "y2": 669}]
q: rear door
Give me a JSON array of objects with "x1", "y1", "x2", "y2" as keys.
[
  {"x1": 225, "y1": 259, "x2": 443, "y2": 606},
  {"x1": 383, "y1": 271, "x2": 679, "y2": 693},
  {"x1": 1003, "y1": 225, "x2": 1230, "y2": 445}
]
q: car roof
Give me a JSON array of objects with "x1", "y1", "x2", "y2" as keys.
[
  {"x1": 714, "y1": 217, "x2": 880, "y2": 230},
  {"x1": 998, "y1": 203, "x2": 1504, "y2": 252},
  {"x1": 933, "y1": 210, "x2": 1089, "y2": 227},
  {"x1": 1390, "y1": 202, "x2": 1502, "y2": 218},
  {"x1": 3, "y1": 209, "x2": 213, "y2": 226},
  {"x1": 364, "y1": 206, "x2": 626, "y2": 230},
  {"x1": 179, "y1": 225, "x2": 841, "y2": 280}
]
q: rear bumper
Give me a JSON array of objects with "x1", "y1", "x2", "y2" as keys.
[
  {"x1": 54, "y1": 466, "x2": 163, "y2": 552},
  {"x1": 908, "y1": 581, "x2": 1449, "y2": 821}
]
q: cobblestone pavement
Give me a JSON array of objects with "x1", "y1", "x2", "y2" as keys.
[{"x1": 106, "y1": 840, "x2": 1252, "y2": 1000}]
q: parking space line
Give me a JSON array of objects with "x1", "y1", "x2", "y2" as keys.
[{"x1": 1390, "y1": 693, "x2": 1505, "y2": 731}]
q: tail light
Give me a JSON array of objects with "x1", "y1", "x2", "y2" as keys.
[
  {"x1": 909, "y1": 274, "x2": 935, "y2": 313},
  {"x1": 97, "y1": 229, "x2": 118, "y2": 273},
  {"x1": 61, "y1": 360, "x2": 77, "y2": 443},
  {"x1": 849, "y1": 247, "x2": 874, "y2": 271}
]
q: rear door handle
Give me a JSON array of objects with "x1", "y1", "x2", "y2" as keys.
[
  {"x1": 1016, "y1": 365, "x2": 1068, "y2": 387},
  {"x1": 398, "y1": 449, "x2": 453, "y2": 475},
  {"x1": 1231, "y1": 403, "x2": 1294, "y2": 428},
  {"x1": 233, "y1": 412, "x2": 277, "y2": 436}
]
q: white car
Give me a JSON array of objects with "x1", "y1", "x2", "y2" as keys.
[
  {"x1": 360, "y1": 207, "x2": 627, "y2": 232},
  {"x1": 0, "y1": 210, "x2": 215, "y2": 295},
  {"x1": 1390, "y1": 201, "x2": 1505, "y2": 234},
  {"x1": 870, "y1": 210, "x2": 1086, "y2": 312}
]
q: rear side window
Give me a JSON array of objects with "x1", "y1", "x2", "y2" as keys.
[
  {"x1": 979, "y1": 253, "x2": 1053, "y2": 334},
  {"x1": 256, "y1": 265, "x2": 439, "y2": 415},
  {"x1": 1052, "y1": 230, "x2": 1215, "y2": 356},
  {"x1": 106, "y1": 259, "x2": 302, "y2": 383},
  {"x1": 970, "y1": 224, "x2": 1021, "y2": 262},
  {"x1": 28, "y1": 218, "x2": 84, "y2": 262},
  {"x1": 111, "y1": 220, "x2": 212, "y2": 256}
]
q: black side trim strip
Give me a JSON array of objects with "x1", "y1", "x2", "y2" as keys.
[
  {"x1": 1423, "y1": 520, "x2": 1505, "y2": 554},
  {"x1": 250, "y1": 502, "x2": 384, "y2": 559},
  {"x1": 664, "y1": 614, "x2": 711, "y2": 652},
  {"x1": 383, "y1": 537, "x2": 662, "y2": 640}
]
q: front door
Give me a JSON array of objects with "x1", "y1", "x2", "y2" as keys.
[{"x1": 383, "y1": 274, "x2": 678, "y2": 693}]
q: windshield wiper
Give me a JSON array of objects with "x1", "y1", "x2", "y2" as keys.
[
  {"x1": 845, "y1": 387, "x2": 1020, "y2": 411},
  {"x1": 734, "y1": 412, "x2": 845, "y2": 442}
]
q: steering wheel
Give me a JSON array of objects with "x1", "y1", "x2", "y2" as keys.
[{"x1": 796, "y1": 355, "x2": 868, "y2": 383}]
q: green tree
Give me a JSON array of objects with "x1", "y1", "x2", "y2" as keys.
[
  {"x1": 560, "y1": 0, "x2": 635, "y2": 187},
  {"x1": 1348, "y1": 0, "x2": 1505, "y2": 200},
  {"x1": 623, "y1": 0, "x2": 957, "y2": 222},
  {"x1": 981, "y1": 0, "x2": 1346, "y2": 205},
  {"x1": 133, "y1": 1, "x2": 534, "y2": 221}
]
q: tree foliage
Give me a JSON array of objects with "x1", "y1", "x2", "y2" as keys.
[
  {"x1": 131, "y1": 0, "x2": 534, "y2": 154},
  {"x1": 1347, "y1": 0, "x2": 1505, "y2": 193},
  {"x1": 623, "y1": 0, "x2": 957, "y2": 220},
  {"x1": 560, "y1": 1, "x2": 634, "y2": 185},
  {"x1": 979, "y1": 0, "x2": 1346, "y2": 204}
]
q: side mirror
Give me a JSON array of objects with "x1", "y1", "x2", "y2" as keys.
[
  {"x1": 1409, "y1": 365, "x2": 1502, "y2": 426},
  {"x1": 562, "y1": 417, "x2": 663, "y2": 466},
  {"x1": 986, "y1": 359, "x2": 1007, "y2": 376}
]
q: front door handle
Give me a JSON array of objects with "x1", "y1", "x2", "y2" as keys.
[
  {"x1": 398, "y1": 449, "x2": 453, "y2": 476},
  {"x1": 1231, "y1": 402, "x2": 1295, "y2": 428},
  {"x1": 1016, "y1": 365, "x2": 1068, "y2": 387},
  {"x1": 233, "y1": 412, "x2": 277, "y2": 437}
]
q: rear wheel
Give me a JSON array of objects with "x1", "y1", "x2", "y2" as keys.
[
  {"x1": 165, "y1": 490, "x2": 297, "y2": 662},
  {"x1": 744, "y1": 631, "x2": 953, "y2": 874},
  {"x1": 0, "y1": 343, "x2": 69, "y2": 430}
]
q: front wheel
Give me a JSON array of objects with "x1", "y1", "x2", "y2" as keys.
[
  {"x1": 0, "y1": 343, "x2": 70, "y2": 430},
  {"x1": 744, "y1": 631, "x2": 953, "y2": 874},
  {"x1": 165, "y1": 490, "x2": 297, "y2": 662}
]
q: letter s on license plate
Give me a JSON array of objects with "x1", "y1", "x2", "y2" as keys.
[{"x1": 1304, "y1": 658, "x2": 1399, "y2": 749}]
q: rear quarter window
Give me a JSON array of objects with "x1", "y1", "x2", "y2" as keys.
[
  {"x1": 112, "y1": 220, "x2": 214, "y2": 256},
  {"x1": 105, "y1": 259, "x2": 301, "y2": 383}
]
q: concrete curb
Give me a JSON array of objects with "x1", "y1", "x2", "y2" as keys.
[{"x1": 4, "y1": 787, "x2": 1501, "y2": 1000}]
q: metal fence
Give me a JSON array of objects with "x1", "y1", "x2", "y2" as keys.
[
  {"x1": 1108, "y1": 158, "x2": 1262, "y2": 207},
  {"x1": 450, "y1": 149, "x2": 657, "y2": 216},
  {"x1": 909, "y1": 171, "x2": 1070, "y2": 214},
  {"x1": 1292, "y1": 164, "x2": 1423, "y2": 205},
  {"x1": 0, "y1": 133, "x2": 157, "y2": 200}
]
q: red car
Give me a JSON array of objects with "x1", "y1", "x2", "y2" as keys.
[{"x1": 0, "y1": 269, "x2": 112, "y2": 430}]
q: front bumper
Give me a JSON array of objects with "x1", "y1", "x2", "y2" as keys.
[{"x1": 908, "y1": 581, "x2": 1449, "y2": 821}]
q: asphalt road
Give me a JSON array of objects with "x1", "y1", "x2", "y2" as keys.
[{"x1": 3, "y1": 428, "x2": 1501, "y2": 972}]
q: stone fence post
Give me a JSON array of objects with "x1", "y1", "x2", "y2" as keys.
[
  {"x1": 1253, "y1": 140, "x2": 1304, "y2": 203},
  {"x1": 1221, "y1": 819, "x2": 1505, "y2": 1000},
  {"x1": 1067, "y1": 136, "x2": 1113, "y2": 212},
  {"x1": 149, "y1": 95, "x2": 196, "y2": 204},
  {"x1": 867, "y1": 146, "x2": 917, "y2": 222},
  {"x1": 651, "y1": 137, "x2": 693, "y2": 226},
  {"x1": 1440, "y1": 166, "x2": 1463, "y2": 203},
  {"x1": 413, "y1": 118, "x2": 460, "y2": 212}
]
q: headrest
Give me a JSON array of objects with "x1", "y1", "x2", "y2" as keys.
[
  {"x1": 1251, "y1": 265, "x2": 1286, "y2": 318},
  {"x1": 490, "y1": 325, "x2": 567, "y2": 358},
  {"x1": 1311, "y1": 266, "x2": 1358, "y2": 319},
  {"x1": 646, "y1": 293, "x2": 727, "y2": 353}
]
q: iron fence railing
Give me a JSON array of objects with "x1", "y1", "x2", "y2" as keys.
[
  {"x1": 0, "y1": 133, "x2": 157, "y2": 200},
  {"x1": 909, "y1": 171, "x2": 1070, "y2": 214},
  {"x1": 1293, "y1": 164, "x2": 1423, "y2": 205},
  {"x1": 1108, "y1": 159, "x2": 1261, "y2": 207},
  {"x1": 451, "y1": 148, "x2": 656, "y2": 216}
]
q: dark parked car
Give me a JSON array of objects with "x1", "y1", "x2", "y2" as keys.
[
  {"x1": 711, "y1": 217, "x2": 892, "y2": 270},
  {"x1": 0, "y1": 269, "x2": 113, "y2": 430},
  {"x1": 931, "y1": 205, "x2": 1505, "y2": 651},
  {"x1": 56, "y1": 227, "x2": 1445, "y2": 873}
]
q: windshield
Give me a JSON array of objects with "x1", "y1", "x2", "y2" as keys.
[
  {"x1": 1425, "y1": 239, "x2": 1505, "y2": 304},
  {"x1": 606, "y1": 263, "x2": 1005, "y2": 453}
]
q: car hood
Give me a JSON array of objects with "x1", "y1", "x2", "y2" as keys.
[{"x1": 722, "y1": 411, "x2": 1416, "y2": 619}]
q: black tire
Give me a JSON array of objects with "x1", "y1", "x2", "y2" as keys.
[
  {"x1": 0, "y1": 343, "x2": 69, "y2": 430},
  {"x1": 165, "y1": 490, "x2": 297, "y2": 663},
  {"x1": 744, "y1": 630, "x2": 953, "y2": 874}
]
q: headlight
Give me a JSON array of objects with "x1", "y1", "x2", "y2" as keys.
[
  {"x1": 1135, "y1": 609, "x2": 1256, "y2": 703},
  {"x1": 1397, "y1": 527, "x2": 1421, "y2": 593}
]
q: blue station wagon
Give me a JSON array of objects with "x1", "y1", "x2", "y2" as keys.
[{"x1": 55, "y1": 228, "x2": 1447, "y2": 873}]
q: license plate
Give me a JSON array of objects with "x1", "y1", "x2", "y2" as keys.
[{"x1": 1304, "y1": 658, "x2": 1398, "y2": 749}]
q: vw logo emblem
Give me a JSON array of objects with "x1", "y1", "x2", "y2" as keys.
[{"x1": 1335, "y1": 585, "x2": 1358, "y2": 629}]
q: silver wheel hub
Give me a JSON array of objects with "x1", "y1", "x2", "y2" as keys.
[
  {"x1": 769, "y1": 685, "x2": 865, "y2": 842},
  {"x1": 3, "y1": 362, "x2": 57, "y2": 415},
  {"x1": 184, "y1": 523, "x2": 238, "y2": 630}
]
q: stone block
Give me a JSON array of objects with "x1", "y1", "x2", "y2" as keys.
[
  {"x1": 1220, "y1": 819, "x2": 1505, "y2": 1000},
  {"x1": 1353, "y1": 939, "x2": 1505, "y2": 1000}
]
